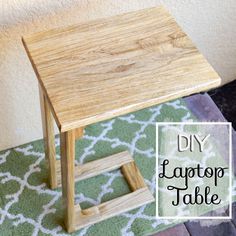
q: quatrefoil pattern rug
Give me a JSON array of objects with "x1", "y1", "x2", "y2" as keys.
[{"x1": 0, "y1": 99, "x2": 233, "y2": 236}]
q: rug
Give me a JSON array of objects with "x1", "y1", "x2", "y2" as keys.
[{"x1": 0, "y1": 99, "x2": 232, "y2": 236}]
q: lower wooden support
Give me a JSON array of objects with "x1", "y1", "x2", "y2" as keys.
[
  {"x1": 58, "y1": 149, "x2": 154, "y2": 232},
  {"x1": 121, "y1": 161, "x2": 146, "y2": 191},
  {"x1": 56, "y1": 151, "x2": 133, "y2": 186},
  {"x1": 74, "y1": 187, "x2": 154, "y2": 231}
]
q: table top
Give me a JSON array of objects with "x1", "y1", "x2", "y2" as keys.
[{"x1": 22, "y1": 7, "x2": 221, "y2": 132}]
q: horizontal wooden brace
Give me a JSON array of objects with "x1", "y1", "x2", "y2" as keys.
[
  {"x1": 56, "y1": 151, "x2": 133, "y2": 186},
  {"x1": 74, "y1": 187, "x2": 154, "y2": 230}
]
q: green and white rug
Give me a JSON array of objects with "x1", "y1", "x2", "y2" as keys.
[{"x1": 0, "y1": 99, "x2": 233, "y2": 236}]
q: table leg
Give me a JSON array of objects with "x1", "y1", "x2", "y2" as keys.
[
  {"x1": 60, "y1": 130, "x2": 76, "y2": 232},
  {"x1": 39, "y1": 85, "x2": 57, "y2": 189}
]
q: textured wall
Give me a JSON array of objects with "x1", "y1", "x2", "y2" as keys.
[{"x1": 0, "y1": 0, "x2": 236, "y2": 151}]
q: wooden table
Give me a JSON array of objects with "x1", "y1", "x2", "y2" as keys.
[{"x1": 22, "y1": 6, "x2": 221, "y2": 233}]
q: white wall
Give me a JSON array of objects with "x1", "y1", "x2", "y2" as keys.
[{"x1": 0, "y1": 0, "x2": 236, "y2": 151}]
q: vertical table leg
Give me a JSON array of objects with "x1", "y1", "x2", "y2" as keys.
[
  {"x1": 60, "y1": 130, "x2": 76, "y2": 232},
  {"x1": 39, "y1": 85, "x2": 57, "y2": 189}
]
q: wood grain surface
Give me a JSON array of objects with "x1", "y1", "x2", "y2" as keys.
[
  {"x1": 39, "y1": 85, "x2": 58, "y2": 189},
  {"x1": 57, "y1": 149, "x2": 154, "y2": 231},
  {"x1": 60, "y1": 130, "x2": 76, "y2": 232},
  {"x1": 22, "y1": 6, "x2": 221, "y2": 132},
  {"x1": 121, "y1": 161, "x2": 146, "y2": 191},
  {"x1": 74, "y1": 187, "x2": 154, "y2": 230},
  {"x1": 56, "y1": 151, "x2": 133, "y2": 186}
]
